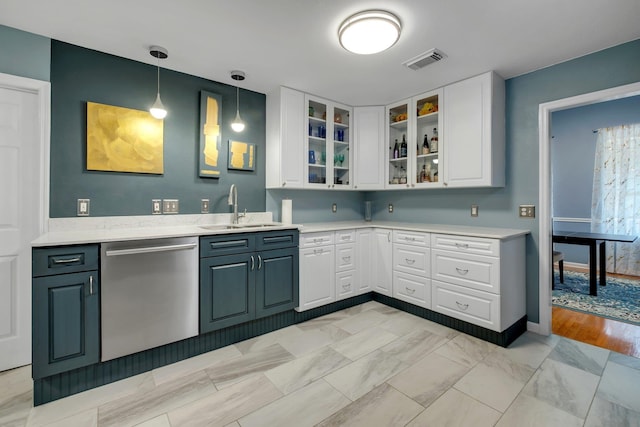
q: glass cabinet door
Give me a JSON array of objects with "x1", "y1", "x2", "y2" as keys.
[
  {"x1": 306, "y1": 95, "x2": 351, "y2": 189},
  {"x1": 332, "y1": 105, "x2": 351, "y2": 189},
  {"x1": 413, "y1": 88, "x2": 443, "y2": 187},
  {"x1": 386, "y1": 99, "x2": 411, "y2": 188}
]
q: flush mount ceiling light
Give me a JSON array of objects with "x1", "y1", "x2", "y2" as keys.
[
  {"x1": 230, "y1": 70, "x2": 246, "y2": 132},
  {"x1": 149, "y1": 45, "x2": 168, "y2": 119},
  {"x1": 338, "y1": 10, "x2": 401, "y2": 55}
]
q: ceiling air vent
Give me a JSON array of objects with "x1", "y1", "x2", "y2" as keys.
[{"x1": 402, "y1": 48, "x2": 447, "y2": 71}]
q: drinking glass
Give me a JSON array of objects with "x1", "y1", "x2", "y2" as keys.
[{"x1": 338, "y1": 154, "x2": 344, "y2": 166}]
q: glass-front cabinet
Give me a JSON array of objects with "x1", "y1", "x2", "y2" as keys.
[
  {"x1": 385, "y1": 88, "x2": 443, "y2": 189},
  {"x1": 305, "y1": 95, "x2": 352, "y2": 189}
]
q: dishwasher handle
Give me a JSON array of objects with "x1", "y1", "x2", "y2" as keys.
[{"x1": 105, "y1": 243, "x2": 197, "y2": 257}]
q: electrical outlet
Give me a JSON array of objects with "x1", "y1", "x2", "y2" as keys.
[
  {"x1": 77, "y1": 199, "x2": 90, "y2": 216},
  {"x1": 388, "y1": 204, "x2": 393, "y2": 213},
  {"x1": 471, "y1": 204, "x2": 479, "y2": 217},
  {"x1": 519, "y1": 204, "x2": 535, "y2": 218},
  {"x1": 152, "y1": 199, "x2": 162, "y2": 214},
  {"x1": 163, "y1": 199, "x2": 179, "y2": 214},
  {"x1": 332, "y1": 203, "x2": 337, "y2": 213},
  {"x1": 201, "y1": 199, "x2": 210, "y2": 213}
]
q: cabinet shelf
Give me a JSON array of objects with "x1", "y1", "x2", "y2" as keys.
[
  {"x1": 416, "y1": 111, "x2": 438, "y2": 122},
  {"x1": 389, "y1": 120, "x2": 408, "y2": 128},
  {"x1": 389, "y1": 157, "x2": 408, "y2": 162},
  {"x1": 309, "y1": 164, "x2": 326, "y2": 169},
  {"x1": 417, "y1": 153, "x2": 439, "y2": 159}
]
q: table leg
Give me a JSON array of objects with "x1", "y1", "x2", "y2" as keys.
[
  {"x1": 599, "y1": 241, "x2": 606, "y2": 287},
  {"x1": 589, "y1": 242, "x2": 597, "y2": 296}
]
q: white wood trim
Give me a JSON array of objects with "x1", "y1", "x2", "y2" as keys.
[
  {"x1": 552, "y1": 217, "x2": 591, "y2": 223},
  {"x1": 526, "y1": 321, "x2": 541, "y2": 334},
  {"x1": 538, "y1": 81, "x2": 640, "y2": 336}
]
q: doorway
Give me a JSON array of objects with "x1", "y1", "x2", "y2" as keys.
[{"x1": 538, "y1": 81, "x2": 640, "y2": 343}]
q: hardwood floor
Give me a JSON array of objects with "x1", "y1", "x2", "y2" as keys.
[{"x1": 551, "y1": 267, "x2": 640, "y2": 358}]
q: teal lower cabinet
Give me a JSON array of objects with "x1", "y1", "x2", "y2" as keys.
[
  {"x1": 200, "y1": 231, "x2": 299, "y2": 334},
  {"x1": 32, "y1": 244, "x2": 100, "y2": 379}
]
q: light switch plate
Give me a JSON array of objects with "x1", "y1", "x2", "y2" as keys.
[
  {"x1": 201, "y1": 199, "x2": 210, "y2": 213},
  {"x1": 471, "y1": 204, "x2": 479, "y2": 217},
  {"x1": 77, "y1": 199, "x2": 90, "y2": 216},
  {"x1": 163, "y1": 199, "x2": 179, "y2": 214},
  {"x1": 388, "y1": 204, "x2": 393, "y2": 213},
  {"x1": 332, "y1": 203, "x2": 337, "y2": 213},
  {"x1": 152, "y1": 199, "x2": 162, "y2": 214},
  {"x1": 519, "y1": 204, "x2": 535, "y2": 218}
]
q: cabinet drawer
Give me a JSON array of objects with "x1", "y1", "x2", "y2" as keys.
[
  {"x1": 431, "y1": 234, "x2": 499, "y2": 257},
  {"x1": 393, "y1": 271, "x2": 430, "y2": 308},
  {"x1": 393, "y1": 230, "x2": 430, "y2": 247},
  {"x1": 33, "y1": 245, "x2": 99, "y2": 277},
  {"x1": 432, "y1": 249, "x2": 500, "y2": 294},
  {"x1": 335, "y1": 243, "x2": 356, "y2": 272},
  {"x1": 200, "y1": 233, "x2": 255, "y2": 257},
  {"x1": 256, "y1": 230, "x2": 299, "y2": 251},
  {"x1": 336, "y1": 270, "x2": 356, "y2": 301},
  {"x1": 335, "y1": 229, "x2": 356, "y2": 244},
  {"x1": 432, "y1": 280, "x2": 500, "y2": 331},
  {"x1": 393, "y1": 244, "x2": 430, "y2": 277},
  {"x1": 300, "y1": 232, "x2": 334, "y2": 248}
]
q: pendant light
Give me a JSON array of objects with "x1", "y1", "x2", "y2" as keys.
[
  {"x1": 338, "y1": 10, "x2": 401, "y2": 55},
  {"x1": 149, "y1": 46, "x2": 168, "y2": 119},
  {"x1": 230, "y1": 70, "x2": 246, "y2": 132}
]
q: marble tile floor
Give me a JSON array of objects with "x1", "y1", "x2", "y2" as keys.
[{"x1": 2, "y1": 300, "x2": 640, "y2": 427}]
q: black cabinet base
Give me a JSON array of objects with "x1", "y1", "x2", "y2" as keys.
[{"x1": 34, "y1": 292, "x2": 527, "y2": 405}]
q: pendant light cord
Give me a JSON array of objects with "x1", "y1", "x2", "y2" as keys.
[{"x1": 156, "y1": 55, "x2": 160, "y2": 95}]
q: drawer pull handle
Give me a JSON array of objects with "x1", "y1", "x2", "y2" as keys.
[
  {"x1": 343, "y1": 283, "x2": 351, "y2": 290},
  {"x1": 455, "y1": 267, "x2": 469, "y2": 275},
  {"x1": 404, "y1": 237, "x2": 416, "y2": 241},
  {"x1": 341, "y1": 236, "x2": 350, "y2": 241},
  {"x1": 405, "y1": 258, "x2": 415, "y2": 265},
  {"x1": 455, "y1": 243, "x2": 470, "y2": 249},
  {"x1": 89, "y1": 275, "x2": 94, "y2": 295},
  {"x1": 456, "y1": 301, "x2": 469, "y2": 310},
  {"x1": 314, "y1": 249, "x2": 324, "y2": 255},
  {"x1": 405, "y1": 287, "x2": 416, "y2": 294},
  {"x1": 342, "y1": 256, "x2": 351, "y2": 262},
  {"x1": 52, "y1": 257, "x2": 81, "y2": 264}
]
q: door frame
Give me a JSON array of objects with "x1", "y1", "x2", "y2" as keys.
[
  {"x1": 0, "y1": 72, "x2": 50, "y2": 368},
  {"x1": 537, "y1": 81, "x2": 640, "y2": 336}
]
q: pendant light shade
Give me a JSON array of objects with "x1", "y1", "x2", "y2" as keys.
[
  {"x1": 338, "y1": 10, "x2": 401, "y2": 55},
  {"x1": 149, "y1": 46, "x2": 168, "y2": 119},
  {"x1": 231, "y1": 70, "x2": 246, "y2": 132}
]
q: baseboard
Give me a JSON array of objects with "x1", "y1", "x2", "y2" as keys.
[{"x1": 527, "y1": 321, "x2": 543, "y2": 334}]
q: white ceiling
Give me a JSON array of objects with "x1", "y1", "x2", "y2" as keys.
[{"x1": 2, "y1": 0, "x2": 639, "y2": 106}]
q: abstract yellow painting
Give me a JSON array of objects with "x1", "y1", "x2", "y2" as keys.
[
  {"x1": 87, "y1": 102, "x2": 164, "y2": 174},
  {"x1": 228, "y1": 140, "x2": 256, "y2": 171}
]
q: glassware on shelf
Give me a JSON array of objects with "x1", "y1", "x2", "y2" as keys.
[{"x1": 338, "y1": 154, "x2": 344, "y2": 167}]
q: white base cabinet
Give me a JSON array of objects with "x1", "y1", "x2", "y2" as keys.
[
  {"x1": 371, "y1": 229, "x2": 393, "y2": 296},
  {"x1": 430, "y1": 233, "x2": 525, "y2": 332},
  {"x1": 392, "y1": 230, "x2": 431, "y2": 308},
  {"x1": 297, "y1": 232, "x2": 335, "y2": 311}
]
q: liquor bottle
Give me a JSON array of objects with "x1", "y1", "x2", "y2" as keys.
[
  {"x1": 400, "y1": 134, "x2": 407, "y2": 158},
  {"x1": 393, "y1": 139, "x2": 399, "y2": 159},
  {"x1": 422, "y1": 134, "x2": 430, "y2": 154},
  {"x1": 430, "y1": 128, "x2": 438, "y2": 153},
  {"x1": 420, "y1": 165, "x2": 428, "y2": 182}
]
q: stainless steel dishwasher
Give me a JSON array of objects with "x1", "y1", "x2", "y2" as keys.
[{"x1": 101, "y1": 237, "x2": 199, "y2": 361}]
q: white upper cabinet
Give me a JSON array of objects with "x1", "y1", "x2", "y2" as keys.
[
  {"x1": 353, "y1": 106, "x2": 385, "y2": 190},
  {"x1": 266, "y1": 87, "x2": 305, "y2": 189},
  {"x1": 305, "y1": 95, "x2": 353, "y2": 189},
  {"x1": 442, "y1": 71, "x2": 505, "y2": 188}
]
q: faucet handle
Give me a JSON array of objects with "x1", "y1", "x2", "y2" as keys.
[{"x1": 239, "y1": 208, "x2": 247, "y2": 218}]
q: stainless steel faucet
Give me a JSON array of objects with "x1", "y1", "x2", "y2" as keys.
[{"x1": 228, "y1": 184, "x2": 238, "y2": 224}]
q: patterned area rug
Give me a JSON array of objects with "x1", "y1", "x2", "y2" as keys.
[{"x1": 552, "y1": 270, "x2": 640, "y2": 326}]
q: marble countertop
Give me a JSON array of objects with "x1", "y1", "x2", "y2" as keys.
[
  {"x1": 32, "y1": 215, "x2": 530, "y2": 247},
  {"x1": 298, "y1": 221, "x2": 530, "y2": 240}
]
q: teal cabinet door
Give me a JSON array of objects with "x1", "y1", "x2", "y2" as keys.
[
  {"x1": 200, "y1": 253, "x2": 255, "y2": 333},
  {"x1": 256, "y1": 247, "x2": 299, "y2": 318},
  {"x1": 32, "y1": 271, "x2": 100, "y2": 379}
]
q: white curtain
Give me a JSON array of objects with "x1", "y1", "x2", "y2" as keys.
[{"x1": 591, "y1": 123, "x2": 640, "y2": 276}]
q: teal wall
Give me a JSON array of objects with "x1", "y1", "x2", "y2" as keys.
[
  {"x1": 0, "y1": 24, "x2": 50, "y2": 81},
  {"x1": 50, "y1": 41, "x2": 266, "y2": 217}
]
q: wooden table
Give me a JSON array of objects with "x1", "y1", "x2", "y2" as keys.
[{"x1": 552, "y1": 231, "x2": 637, "y2": 296}]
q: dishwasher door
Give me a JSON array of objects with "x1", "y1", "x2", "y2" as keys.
[{"x1": 101, "y1": 237, "x2": 199, "y2": 361}]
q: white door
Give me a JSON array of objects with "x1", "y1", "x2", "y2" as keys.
[
  {"x1": 0, "y1": 74, "x2": 49, "y2": 371},
  {"x1": 372, "y1": 229, "x2": 393, "y2": 296}
]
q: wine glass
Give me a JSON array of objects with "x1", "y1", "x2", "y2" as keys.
[{"x1": 338, "y1": 154, "x2": 344, "y2": 167}]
